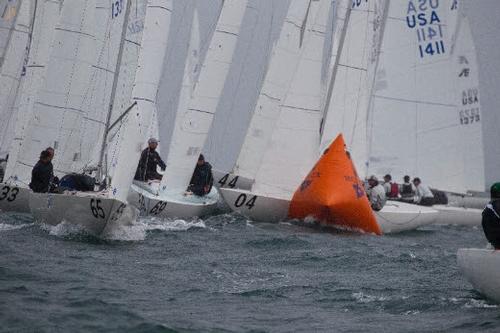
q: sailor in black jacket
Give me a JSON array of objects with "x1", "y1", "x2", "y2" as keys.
[
  {"x1": 482, "y1": 182, "x2": 500, "y2": 249},
  {"x1": 188, "y1": 154, "x2": 213, "y2": 196},
  {"x1": 29, "y1": 150, "x2": 54, "y2": 193},
  {"x1": 134, "y1": 138, "x2": 166, "y2": 181}
]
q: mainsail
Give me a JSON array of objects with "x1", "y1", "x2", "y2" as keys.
[
  {"x1": 231, "y1": 0, "x2": 324, "y2": 186},
  {"x1": 367, "y1": 0, "x2": 479, "y2": 194},
  {"x1": 0, "y1": 0, "x2": 34, "y2": 156},
  {"x1": 160, "y1": 0, "x2": 248, "y2": 194},
  {"x1": 3, "y1": 0, "x2": 63, "y2": 183}
]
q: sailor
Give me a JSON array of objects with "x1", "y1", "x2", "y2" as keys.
[
  {"x1": 29, "y1": 150, "x2": 54, "y2": 193},
  {"x1": 134, "y1": 138, "x2": 166, "y2": 181},
  {"x1": 187, "y1": 154, "x2": 213, "y2": 196},
  {"x1": 399, "y1": 175, "x2": 416, "y2": 202},
  {"x1": 482, "y1": 183, "x2": 500, "y2": 249},
  {"x1": 367, "y1": 175, "x2": 386, "y2": 211},
  {"x1": 413, "y1": 177, "x2": 434, "y2": 206},
  {"x1": 383, "y1": 174, "x2": 399, "y2": 199},
  {"x1": 0, "y1": 154, "x2": 7, "y2": 182}
]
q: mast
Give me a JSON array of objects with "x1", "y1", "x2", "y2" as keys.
[
  {"x1": 318, "y1": 0, "x2": 352, "y2": 140},
  {"x1": 96, "y1": 0, "x2": 133, "y2": 185}
]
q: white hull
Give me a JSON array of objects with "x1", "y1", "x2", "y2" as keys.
[
  {"x1": 433, "y1": 205, "x2": 482, "y2": 226},
  {"x1": 220, "y1": 188, "x2": 436, "y2": 233},
  {"x1": 219, "y1": 188, "x2": 290, "y2": 223},
  {"x1": 128, "y1": 181, "x2": 219, "y2": 219},
  {"x1": 375, "y1": 201, "x2": 438, "y2": 234},
  {"x1": 0, "y1": 183, "x2": 30, "y2": 214},
  {"x1": 29, "y1": 191, "x2": 136, "y2": 235},
  {"x1": 457, "y1": 248, "x2": 500, "y2": 303}
]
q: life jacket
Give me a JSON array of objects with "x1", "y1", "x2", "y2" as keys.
[
  {"x1": 388, "y1": 182, "x2": 399, "y2": 198},
  {"x1": 485, "y1": 203, "x2": 500, "y2": 220},
  {"x1": 401, "y1": 183, "x2": 413, "y2": 196}
]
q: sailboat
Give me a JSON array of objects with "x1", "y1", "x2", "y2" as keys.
[
  {"x1": 367, "y1": 0, "x2": 482, "y2": 226},
  {"x1": 220, "y1": 0, "x2": 436, "y2": 234},
  {"x1": 127, "y1": 0, "x2": 248, "y2": 219},
  {"x1": 25, "y1": 0, "x2": 159, "y2": 234},
  {"x1": 219, "y1": 0, "x2": 335, "y2": 223},
  {"x1": 0, "y1": 0, "x2": 60, "y2": 214},
  {"x1": 457, "y1": 248, "x2": 500, "y2": 304}
]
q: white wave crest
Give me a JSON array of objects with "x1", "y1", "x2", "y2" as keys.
[{"x1": 0, "y1": 222, "x2": 34, "y2": 231}]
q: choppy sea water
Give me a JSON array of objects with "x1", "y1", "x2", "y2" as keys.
[{"x1": 1, "y1": 212, "x2": 499, "y2": 333}]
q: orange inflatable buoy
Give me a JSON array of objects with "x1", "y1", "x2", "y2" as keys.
[{"x1": 288, "y1": 134, "x2": 382, "y2": 235}]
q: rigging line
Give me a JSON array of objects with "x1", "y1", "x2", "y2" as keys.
[
  {"x1": 373, "y1": 94, "x2": 456, "y2": 108},
  {"x1": 319, "y1": 0, "x2": 352, "y2": 138},
  {"x1": 97, "y1": 0, "x2": 133, "y2": 183},
  {"x1": 366, "y1": 0, "x2": 390, "y2": 173},
  {"x1": 349, "y1": 1, "x2": 378, "y2": 151}
]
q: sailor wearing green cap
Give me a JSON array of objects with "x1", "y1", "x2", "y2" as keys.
[{"x1": 482, "y1": 182, "x2": 500, "y2": 249}]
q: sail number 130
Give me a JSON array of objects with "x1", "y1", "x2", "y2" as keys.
[{"x1": 111, "y1": 0, "x2": 125, "y2": 18}]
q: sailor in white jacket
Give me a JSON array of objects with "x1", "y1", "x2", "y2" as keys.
[
  {"x1": 367, "y1": 175, "x2": 386, "y2": 211},
  {"x1": 413, "y1": 177, "x2": 434, "y2": 206}
]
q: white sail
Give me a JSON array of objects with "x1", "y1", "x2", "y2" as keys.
[
  {"x1": 230, "y1": 0, "x2": 323, "y2": 185},
  {"x1": 0, "y1": 0, "x2": 20, "y2": 69},
  {"x1": 452, "y1": 14, "x2": 485, "y2": 192},
  {"x1": 6, "y1": 0, "x2": 98, "y2": 181},
  {"x1": 320, "y1": 0, "x2": 386, "y2": 178},
  {"x1": 462, "y1": 0, "x2": 500, "y2": 189},
  {"x1": 160, "y1": 0, "x2": 248, "y2": 193},
  {"x1": 367, "y1": 0, "x2": 469, "y2": 193},
  {"x1": 250, "y1": 0, "x2": 330, "y2": 199},
  {"x1": 107, "y1": 0, "x2": 173, "y2": 202},
  {"x1": 70, "y1": 0, "x2": 133, "y2": 173},
  {"x1": 3, "y1": 0, "x2": 62, "y2": 183},
  {"x1": 0, "y1": 0, "x2": 34, "y2": 156},
  {"x1": 158, "y1": 8, "x2": 200, "y2": 193}
]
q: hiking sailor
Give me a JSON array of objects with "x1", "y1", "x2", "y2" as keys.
[
  {"x1": 482, "y1": 182, "x2": 500, "y2": 249},
  {"x1": 399, "y1": 175, "x2": 416, "y2": 202},
  {"x1": 134, "y1": 138, "x2": 166, "y2": 181},
  {"x1": 29, "y1": 150, "x2": 54, "y2": 193},
  {"x1": 367, "y1": 175, "x2": 386, "y2": 211},
  {"x1": 187, "y1": 154, "x2": 214, "y2": 197},
  {"x1": 413, "y1": 177, "x2": 434, "y2": 206}
]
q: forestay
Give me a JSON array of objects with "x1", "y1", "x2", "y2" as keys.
[
  {"x1": 250, "y1": 0, "x2": 331, "y2": 199},
  {"x1": 107, "y1": 0, "x2": 174, "y2": 202},
  {"x1": 3, "y1": 0, "x2": 62, "y2": 184},
  {"x1": 160, "y1": 0, "x2": 248, "y2": 194},
  {"x1": 0, "y1": 0, "x2": 34, "y2": 157},
  {"x1": 367, "y1": 0, "x2": 475, "y2": 194},
  {"x1": 231, "y1": 0, "x2": 323, "y2": 186},
  {"x1": 320, "y1": 0, "x2": 387, "y2": 178}
]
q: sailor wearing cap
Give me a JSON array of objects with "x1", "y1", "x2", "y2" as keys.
[
  {"x1": 366, "y1": 175, "x2": 386, "y2": 211},
  {"x1": 134, "y1": 138, "x2": 166, "y2": 181}
]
